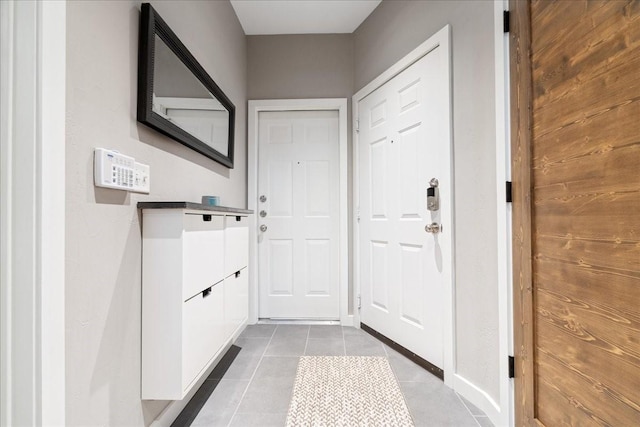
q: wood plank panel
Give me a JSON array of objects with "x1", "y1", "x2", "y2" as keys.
[
  {"x1": 536, "y1": 334, "x2": 640, "y2": 416},
  {"x1": 534, "y1": 235, "x2": 639, "y2": 279},
  {"x1": 536, "y1": 350, "x2": 634, "y2": 426},
  {"x1": 536, "y1": 258, "x2": 640, "y2": 316},
  {"x1": 533, "y1": 2, "x2": 639, "y2": 102},
  {"x1": 535, "y1": 212, "x2": 639, "y2": 243},
  {"x1": 533, "y1": 0, "x2": 640, "y2": 59},
  {"x1": 532, "y1": 1, "x2": 640, "y2": 90},
  {"x1": 532, "y1": 53, "x2": 640, "y2": 138},
  {"x1": 530, "y1": 0, "x2": 608, "y2": 55},
  {"x1": 533, "y1": 142, "x2": 640, "y2": 193},
  {"x1": 535, "y1": 377, "x2": 606, "y2": 427},
  {"x1": 533, "y1": 98, "x2": 640, "y2": 166},
  {"x1": 536, "y1": 289, "x2": 640, "y2": 368},
  {"x1": 509, "y1": 1, "x2": 535, "y2": 425},
  {"x1": 536, "y1": 323, "x2": 640, "y2": 425},
  {"x1": 534, "y1": 190, "x2": 640, "y2": 220},
  {"x1": 513, "y1": 0, "x2": 640, "y2": 425}
]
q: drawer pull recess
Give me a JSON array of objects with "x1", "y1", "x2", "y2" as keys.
[{"x1": 203, "y1": 214, "x2": 212, "y2": 222}]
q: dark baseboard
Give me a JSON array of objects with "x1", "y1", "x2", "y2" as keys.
[
  {"x1": 361, "y1": 323, "x2": 444, "y2": 381},
  {"x1": 170, "y1": 345, "x2": 242, "y2": 427}
]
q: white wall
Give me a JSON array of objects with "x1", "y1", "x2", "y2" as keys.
[
  {"x1": 354, "y1": 0, "x2": 501, "y2": 405},
  {"x1": 65, "y1": 1, "x2": 246, "y2": 425}
]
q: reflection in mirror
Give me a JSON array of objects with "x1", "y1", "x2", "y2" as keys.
[
  {"x1": 152, "y1": 35, "x2": 229, "y2": 156},
  {"x1": 137, "y1": 3, "x2": 235, "y2": 168}
]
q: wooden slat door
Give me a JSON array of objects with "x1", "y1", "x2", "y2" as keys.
[{"x1": 510, "y1": 1, "x2": 640, "y2": 426}]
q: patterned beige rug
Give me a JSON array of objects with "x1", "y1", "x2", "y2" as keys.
[{"x1": 286, "y1": 356, "x2": 415, "y2": 427}]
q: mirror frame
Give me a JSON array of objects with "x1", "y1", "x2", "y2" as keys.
[{"x1": 137, "y1": 3, "x2": 235, "y2": 168}]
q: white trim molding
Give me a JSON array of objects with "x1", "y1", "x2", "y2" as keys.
[
  {"x1": 0, "y1": 1, "x2": 66, "y2": 425},
  {"x1": 247, "y1": 99, "x2": 351, "y2": 326},
  {"x1": 494, "y1": 0, "x2": 513, "y2": 426},
  {"x1": 352, "y1": 24, "x2": 455, "y2": 386},
  {"x1": 454, "y1": 374, "x2": 502, "y2": 424}
]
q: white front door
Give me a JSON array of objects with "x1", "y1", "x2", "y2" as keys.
[
  {"x1": 357, "y1": 44, "x2": 451, "y2": 369},
  {"x1": 258, "y1": 110, "x2": 340, "y2": 319}
]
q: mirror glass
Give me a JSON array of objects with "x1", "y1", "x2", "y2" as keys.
[
  {"x1": 137, "y1": 3, "x2": 235, "y2": 168},
  {"x1": 152, "y1": 35, "x2": 229, "y2": 157}
]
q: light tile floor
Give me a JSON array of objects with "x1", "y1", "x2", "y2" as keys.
[{"x1": 191, "y1": 325, "x2": 493, "y2": 427}]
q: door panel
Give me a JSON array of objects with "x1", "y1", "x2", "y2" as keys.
[
  {"x1": 258, "y1": 110, "x2": 340, "y2": 319},
  {"x1": 304, "y1": 239, "x2": 331, "y2": 296},
  {"x1": 268, "y1": 161, "x2": 293, "y2": 216},
  {"x1": 304, "y1": 161, "x2": 330, "y2": 216},
  {"x1": 358, "y1": 45, "x2": 450, "y2": 369},
  {"x1": 267, "y1": 239, "x2": 294, "y2": 296},
  {"x1": 511, "y1": 1, "x2": 640, "y2": 425},
  {"x1": 399, "y1": 243, "x2": 424, "y2": 326},
  {"x1": 370, "y1": 241, "x2": 390, "y2": 311}
]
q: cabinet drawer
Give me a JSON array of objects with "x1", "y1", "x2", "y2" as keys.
[
  {"x1": 224, "y1": 268, "x2": 248, "y2": 337},
  {"x1": 224, "y1": 215, "x2": 249, "y2": 277},
  {"x1": 182, "y1": 281, "x2": 225, "y2": 392},
  {"x1": 183, "y1": 214, "x2": 224, "y2": 300}
]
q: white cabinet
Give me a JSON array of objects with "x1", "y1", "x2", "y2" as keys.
[
  {"x1": 224, "y1": 267, "x2": 248, "y2": 338},
  {"x1": 140, "y1": 205, "x2": 250, "y2": 400},
  {"x1": 182, "y1": 282, "x2": 225, "y2": 392},
  {"x1": 225, "y1": 215, "x2": 249, "y2": 277},
  {"x1": 183, "y1": 214, "x2": 224, "y2": 300}
]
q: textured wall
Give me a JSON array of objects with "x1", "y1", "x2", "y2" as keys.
[
  {"x1": 354, "y1": 0, "x2": 500, "y2": 402},
  {"x1": 65, "y1": 1, "x2": 246, "y2": 425},
  {"x1": 247, "y1": 34, "x2": 353, "y2": 100}
]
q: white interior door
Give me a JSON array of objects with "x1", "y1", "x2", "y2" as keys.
[
  {"x1": 258, "y1": 110, "x2": 340, "y2": 319},
  {"x1": 357, "y1": 45, "x2": 451, "y2": 369}
]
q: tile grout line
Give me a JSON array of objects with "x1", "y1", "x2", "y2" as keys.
[
  {"x1": 384, "y1": 341, "x2": 411, "y2": 420},
  {"x1": 381, "y1": 335, "x2": 414, "y2": 424},
  {"x1": 226, "y1": 325, "x2": 278, "y2": 427},
  {"x1": 455, "y1": 392, "x2": 483, "y2": 427},
  {"x1": 303, "y1": 325, "x2": 311, "y2": 355},
  {"x1": 381, "y1": 340, "x2": 390, "y2": 357}
]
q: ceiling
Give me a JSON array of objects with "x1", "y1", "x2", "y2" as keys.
[{"x1": 230, "y1": 0, "x2": 382, "y2": 35}]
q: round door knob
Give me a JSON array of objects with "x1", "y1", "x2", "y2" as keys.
[
  {"x1": 260, "y1": 195, "x2": 267, "y2": 203},
  {"x1": 425, "y1": 222, "x2": 442, "y2": 234},
  {"x1": 260, "y1": 210, "x2": 267, "y2": 218},
  {"x1": 260, "y1": 224, "x2": 268, "y2": 232}
]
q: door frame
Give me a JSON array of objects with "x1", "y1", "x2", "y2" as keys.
[
  {"x1": 494, "y1": 1, "x2": 515, "y2": 426},
  {"x1": 247, "y1": 99, "x2": 350, "y2": 325},
  {"x1": 352, "y1": 25, "x2": 454, "y2": 385},
  {"x1": 0, "y1": 1, "x2": 66, "y2": 425}
]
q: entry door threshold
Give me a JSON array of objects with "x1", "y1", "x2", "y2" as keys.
[
  {"x1": 258, "y1": 318, "x2": 341, "y2": 325},
  {"x1": 361, "y1": 323, "x2": 444, "y2": 380}
]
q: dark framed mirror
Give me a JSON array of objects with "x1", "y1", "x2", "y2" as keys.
[{"x1": 137, "y1": 3, "x2": 235, "y2": 168}]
